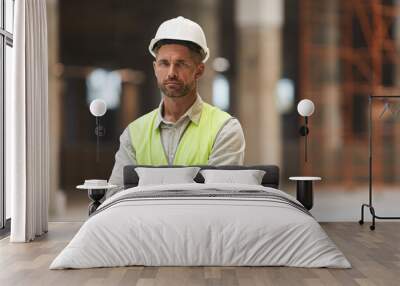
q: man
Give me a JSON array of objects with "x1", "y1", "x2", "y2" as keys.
[{"x1": 108, "y1": 16, "x2": 245, "y2": 187}]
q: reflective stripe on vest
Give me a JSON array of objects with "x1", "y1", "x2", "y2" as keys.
[{"x1": 129, "y1": 102, "x2": 231, "y2": 165}]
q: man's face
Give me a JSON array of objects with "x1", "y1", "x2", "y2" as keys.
[{"x1": 153, "y1": 44, "x2": 204, "y2": 98}]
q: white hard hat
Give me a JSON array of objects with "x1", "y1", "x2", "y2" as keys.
[{"x1": 149, "y1": 16, "x2": 210, "y2": 63}]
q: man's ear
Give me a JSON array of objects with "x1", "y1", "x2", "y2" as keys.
[
  {"x1": 153, "y1": 61, "x2": 157, "y2": 74},
  {"x1": 194, "y1": 63, "x2": 205, "y2": 80}
]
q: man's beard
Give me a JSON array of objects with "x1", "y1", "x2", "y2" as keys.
[{"x1": 159, "y1": 80, "x2": 194, "y2": 98}]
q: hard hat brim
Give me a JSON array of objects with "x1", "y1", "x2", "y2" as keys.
[{"x1": 148, "y1": 38, "x2": 209, "y2": 63}]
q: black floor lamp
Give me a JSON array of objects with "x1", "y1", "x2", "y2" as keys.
[
  {"x1": 359, "y1": 95, "x2": 400, "y2": 230},
  {"x1": 297, "y1": 99, "x2": 315, "y2": 162},
  {"x1": 89, "y1": 99, "x2": 107, "y2": 163}
]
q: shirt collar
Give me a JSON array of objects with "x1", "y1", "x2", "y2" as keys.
[{"x1": 154, "y1": 94, "x2": 203, "y2": 129}]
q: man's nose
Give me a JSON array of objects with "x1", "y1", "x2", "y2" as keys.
[{"x1": 167, "y1": 64, "x2": 178, "y2": 79}]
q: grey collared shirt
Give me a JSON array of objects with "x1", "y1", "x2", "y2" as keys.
[{"x1": 108, "y1": 95, "x2": 245, "y2": 188}]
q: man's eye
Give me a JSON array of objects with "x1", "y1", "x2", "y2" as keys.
[
  {"x1": 158, "y1": 62, "x2": 169, "y2": 67},
  {"x1": 177, "y1": 62, "x2": 189, "y2": 68}
]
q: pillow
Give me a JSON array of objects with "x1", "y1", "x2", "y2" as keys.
[
  {"x1": 200, "y1": 169, "x2": 266, "y2": 185},
  {"x1": 135, "y1": 167, "x2": 200, "y2": 186}
]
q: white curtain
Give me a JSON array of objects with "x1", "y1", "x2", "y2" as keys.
[{"x1": 7, "y1": 0, "x2": 49, "y2": 242}]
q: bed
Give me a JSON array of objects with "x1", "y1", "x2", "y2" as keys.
[{"x1": 50, "y1": 165, "x2": 351, "y2": 269}]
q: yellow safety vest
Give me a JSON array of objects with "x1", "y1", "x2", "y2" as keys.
[{"x1": 129, "y1": 102, "x2": 231, "y2": 165}]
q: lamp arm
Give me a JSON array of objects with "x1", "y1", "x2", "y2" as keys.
[
  {"x1": 305, "y1": 116, "x2": 308, "y2": 163},
  {"x1": 96, "y1": 117, "x2": 100, "y2": 163}
]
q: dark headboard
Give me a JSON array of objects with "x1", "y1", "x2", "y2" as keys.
[{"x1": 123, "y1": 165, "x2": 280, "y2": 189}]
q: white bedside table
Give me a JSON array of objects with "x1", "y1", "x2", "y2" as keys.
[
  {"x1": 289, "y1": 176, "x2": 321, "y2": 210},
  {"x1": 76, "y1": 183, "x2": 117, "y2": 215}
]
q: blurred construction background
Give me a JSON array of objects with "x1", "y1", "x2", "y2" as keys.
[{"x1": 45, "y1": 0, "x2": 400, "y2": 221}]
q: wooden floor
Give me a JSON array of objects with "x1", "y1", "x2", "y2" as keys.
[{"x1": 0, "y1": 222, "x2": 399, "y2": 286}]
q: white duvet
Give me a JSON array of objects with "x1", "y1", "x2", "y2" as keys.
[{"x1": 50, "y1": 183, "x2": 351, "y2": 269}]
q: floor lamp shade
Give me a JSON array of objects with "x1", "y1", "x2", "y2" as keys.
[
  {"x1": 90, "y1": 99, "x2": 107, "y2": 117},
  {"x1": 297, "y1": 99, "x2": 315, "y2": 117}
]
